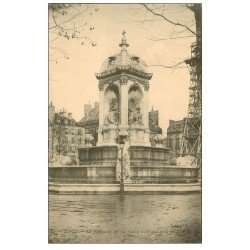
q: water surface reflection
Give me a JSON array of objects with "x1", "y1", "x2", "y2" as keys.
[{"x1": 49, "y1": 193, "x2": 201, "y2": 243}]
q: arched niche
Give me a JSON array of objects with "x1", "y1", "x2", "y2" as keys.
[
  {"x1": 104, "y1": 85, "x2": 120, "y2": 125},
  {"x1": 128, "y1": 84, "x2": 143, "y2": 125}
]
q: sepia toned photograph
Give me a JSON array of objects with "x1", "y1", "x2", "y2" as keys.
[{"x1": 48, "y1": 3, "x2": 202, "y2": 244}]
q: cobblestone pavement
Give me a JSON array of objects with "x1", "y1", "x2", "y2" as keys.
[{"x1": 49, "y1": 193, "x2": 201, "y2": 243}]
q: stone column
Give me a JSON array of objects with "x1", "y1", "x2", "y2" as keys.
[
  {"x1": 143, "y1": 83, "x2": 149, "y2": 129},
  {"x1": 97, "y1": 82, "x2": 104, "y2": 146},
  {"x1": 120, "y1": 75, "x2": 128, "y2": 128},
  {"x1": 143, "y1": 83, "x2": 151, "y2": 146}
]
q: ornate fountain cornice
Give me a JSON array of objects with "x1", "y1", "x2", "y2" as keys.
[
  {"x1": 95, "y1": 65, "x2": 153, "y2": 80},
  {"x1": 97, "y1": 73, "x2": 151, "y2": 91}
]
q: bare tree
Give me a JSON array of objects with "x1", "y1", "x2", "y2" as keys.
[
  {"x1": 49, "y1": 3, "x2": 99, "y2": 62},
  {"x1": 137, "y1": 4, "x2": 202, "y2": 167},
  {"x1": 136, "y1": 3, "x2": 201, "y2": 69},
  {"x1": 49, "y1": 121, "x2": 69, "y2": 158},
  {"x1": 142, "y1": 4, "x2": 197, "y2": 36}
]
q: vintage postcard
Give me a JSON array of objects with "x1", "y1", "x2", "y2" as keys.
[{"x1": 48, "y1": 3, "x2": 202, "y2": 244}]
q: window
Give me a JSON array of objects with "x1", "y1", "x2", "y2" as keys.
[
  {"x1": 131, "y1": 56, "x2": 139, "y2": 63},
  {"x1": 108, "y1": 56, "x2": 116, "y2": 64}
]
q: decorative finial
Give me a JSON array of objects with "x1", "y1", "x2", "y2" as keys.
[{"x1": 119, "y1": 30, "x2": 129, "y2": 51}]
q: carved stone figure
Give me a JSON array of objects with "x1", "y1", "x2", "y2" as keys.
[
  {"x1": 104, "y1": 98, "x2": 119, "y2": 124},
  {"x1": 128, "y1": 98, "x2": 142, "y2": 124}
]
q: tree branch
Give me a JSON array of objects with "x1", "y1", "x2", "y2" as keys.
[
  {"x1": 118, "y1": 18, "x2": 165, "y2": 24},
  {"x1": 148, "y1": 35, "x2": 195, "y2": 41},
  {"x1": 49, "y1": 45, "x2": 69, "y2": 56},
  {"x1": 147, "y1": 61, "x2": 186, "y2": 69},
  {"x1": 49, "y1": 4, "x2": 90, "y2": 30},
  {"x1": 141, "y1": 4, "x2": 196, "y2": 36}
]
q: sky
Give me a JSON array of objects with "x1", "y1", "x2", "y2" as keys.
[{"x1": 49, "y1": 4, "x2": 196, "y2": 134}]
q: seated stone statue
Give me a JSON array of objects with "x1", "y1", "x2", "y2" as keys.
[
  {"x1": 129, "y1": 107, "x2": 142, "y2": 124},
  {"x1": 104, "y1": 98, "x2": 119, "y2": 125}
]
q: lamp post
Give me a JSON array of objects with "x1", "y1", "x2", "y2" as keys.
[
  {"x1": 115, "y1": 134, "x2": 127, "y2": 194},
  {"x1": 120, "y1": 143, "x2": 124, "y2": 193}
]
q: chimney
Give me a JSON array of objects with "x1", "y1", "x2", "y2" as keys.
[
  {"x1": 48, "y1": 102, "x2": 55, "y2": 122},
  {"x1": 60, "y1": 107, "x2": 67, "y2": 118},
  {"x1": 68, "y1": 113, "x2": 73, "y2": 119}
]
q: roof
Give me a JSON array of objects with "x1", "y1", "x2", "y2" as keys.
[
  {"x1": 51, "y1": 113, "x2": 83, "y2": 128},
  {"x1": 80, "y1": 119, "x2": 99, "y2": 127},
  {"x1": 100, "y1": 52, "x2": 148, "y2": 73},
  {"x1": 149, "y1": 120, "x2": 162, "y2": 133},
  {"x1": 149, "y1": 111, "x2": 162, "y2": 133},
  {"x1": 79, "y1": 105, "x2": 99, "y2": 126},
  {"x1": 96, "y1": 32, "x2": 152, "y2": 80}
]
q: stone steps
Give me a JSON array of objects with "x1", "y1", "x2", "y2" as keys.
[{"x1": 49, "y1": 182, "x2": 201, "y2": 194}]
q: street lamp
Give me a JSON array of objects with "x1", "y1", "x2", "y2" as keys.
[{"x1": 115, "y1": 134, "x2": 127, "y2": 193}]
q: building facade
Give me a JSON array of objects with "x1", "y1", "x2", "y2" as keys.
[
  {"x1": 48, "y1": 103, "x2": 85, "y2": 162},
  {"x1": 166, "y1": 119, "x2": 185, "y2": 156},
  {"x1": 149, "y1": 107, "x2": 162, "y2": 146},
  {"x1": 79, "y1": 102, "x2": 99, "y2": 146}
]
